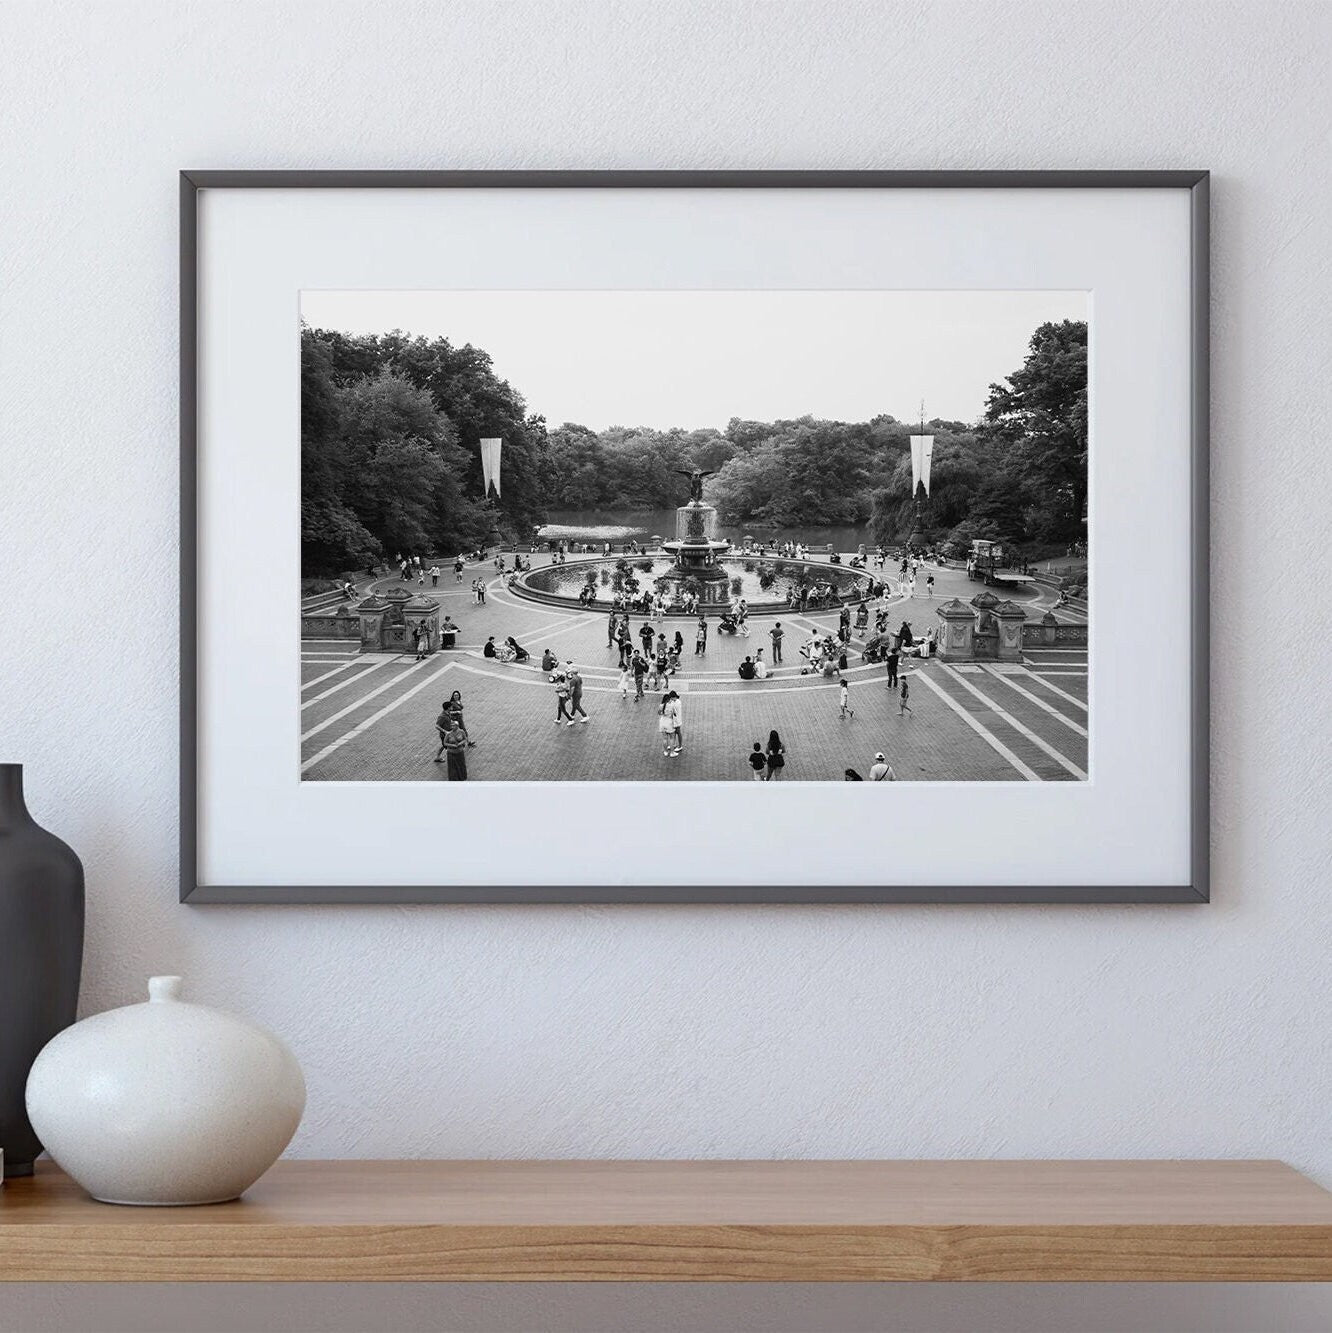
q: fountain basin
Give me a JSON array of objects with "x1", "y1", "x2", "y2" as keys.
[{"x1": 511, "y1": 555, "x2": 873, "y2": 613}]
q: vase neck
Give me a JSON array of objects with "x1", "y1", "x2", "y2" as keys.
[{"x1": 0, "y1": 765, "x2": 33, "y2": 829}]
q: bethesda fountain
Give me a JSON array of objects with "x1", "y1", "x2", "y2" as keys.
[{"x1": 659, "y1": 468, "x2": 732, "y2": 603}]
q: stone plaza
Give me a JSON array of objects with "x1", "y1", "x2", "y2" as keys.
[{"x1": 300, "y1": 551, "x2": 1088, "y2": 783}]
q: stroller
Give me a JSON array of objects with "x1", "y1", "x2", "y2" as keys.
[
  {"x1": 861, "y1": 633, "x2": 890, "y2": 664},
  {"x1": 717, "y1": 612, "x2": 741, "y2": 635}
]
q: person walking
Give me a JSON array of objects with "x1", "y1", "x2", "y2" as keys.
[
  {"x1": 899, "y1": 674, "x2": 913, "y2": 717},
  {"x1": 869, "y1": 752, "x2": 897, "y2": 781},
  {"x1": 429, "y1": 565, "x2": 440, "y2": 587},
  {"x1": 441, "y1": 690, "x2": 474, "y2": 748},
  {"x1": 568, "y1": 667, "x2": 590, "y2": 725},
  {"x1": 433, "y1": 705, "x2": 453, "y2": 763},
  {"x1": 694, "y1": 615, "x2": 707, "y2": 656},
  {"x1": 617, "y1": 661, "x2": 631, "y2": 700},
  {"x1": 746, "y1": 741, "x2": 767, "y2": 781},
  {"x1": 885, "y1": 644, "x2": 900, "y2": 689},
  {"x1": 607, "y1": 609, "x2": 619, "y2": 649},
  {"x1": 554, "y1": 672, "x2": 573, "y2": 726},
  {"x1": 839, "y1": 676, "x2": 854, "y2": 720},
  {"x1": 639, "y1": 621, "x2": 655, "y2": 658},
  {"x1": 668, "y1": 690, "x2": 683, "y2": 755},
  {"x1": 658, "y1": 690, "x2": 680, "y2": 758},
  {"x1": 765, "y1": 729, "x2": 786, "y2": 780},
  {"x1": 926, "y1": 573, "x2": 935, "y2": 598},
  {"x1": 440, "y1": 718, "x2": 468, "y2": 781},
  {"x1": 770, "y1": 621, "x2": 784, "y2": 664},
  {"x1": 618, "y1": 622, "x2": 633, "y2": 669},
  {"x1": 632, "y1": 650, "x2": 648, "y2": 701}
]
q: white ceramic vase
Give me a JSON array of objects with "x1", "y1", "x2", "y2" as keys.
[{"x1": 26, "y1": 975, "x2": 305, "y2": 1205}]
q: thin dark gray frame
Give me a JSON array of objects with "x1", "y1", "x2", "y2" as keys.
[{"x1": 180, "y1": 170, "x2": 1209, "y2": 905}]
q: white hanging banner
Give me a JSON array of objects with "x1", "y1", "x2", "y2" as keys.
[
  {"x1": 909, "y1": 434, "x2": 934, "y2": 496},
  {"x1": 479, "y1": 437, "x2": 502, "y2": 497}
]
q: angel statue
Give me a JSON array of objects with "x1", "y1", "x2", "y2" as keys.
[{"x1": 674, "y1": 467, "x2": 717, "y2": 503}]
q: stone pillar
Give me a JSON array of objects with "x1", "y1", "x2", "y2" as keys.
[
  {"x1": 404, "y1": 596, "x2": 441, "y2": 653},
  {"x1": 935, "y1": 598, "x2": 976, "y2": 662},
  {"x1": 993, "y1": 600, "x2": 1027, "y2": 661},
  {"x1": 354, "y1": 595, "x2": 388, "y2": 653},
  {"x1": 1041, "y1": 610, "x2": 1059, "y2": 646}
]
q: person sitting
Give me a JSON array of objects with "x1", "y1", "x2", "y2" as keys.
[
  {"x1": 753, "y1": 649, "x2": 770, "y2": 679},
  {"x1": 483, "y1": 636, "x2": 497, "y2": 659},
  {"x1": 737, "y1": 656, "x2": 757, "y2": 681},
  {"x1": 505, "y1": 636, "x2": 530, "y2": 662},
  {"x1": 541, "y1": 647, "x2": 558, "y2": 673}
]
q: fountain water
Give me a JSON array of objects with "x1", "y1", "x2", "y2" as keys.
[{"x1": 659, "y1": 471, "x2": 732, "y2": 605}]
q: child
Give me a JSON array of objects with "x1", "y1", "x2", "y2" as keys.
[
  {"x1": 899, "y1": 674, "x2": 912, "y2": 717},
  {"x1": 747, "y1": 741, "x2": 767, "y2": 780},
  {"x1": 617, "y1": 663, "x2": 631, "y2": 700},
  {"x1": 839, "y1": 676, "x2": 854, "y2": 720}
]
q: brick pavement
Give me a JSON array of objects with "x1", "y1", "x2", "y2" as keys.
[{"x1": 300, "y1": 552, "x2": 1090, "y2": 783}]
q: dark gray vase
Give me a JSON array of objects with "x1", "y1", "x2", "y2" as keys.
[{"x1": 0, "y1": 764, "x2": 84, "y2": 1177}]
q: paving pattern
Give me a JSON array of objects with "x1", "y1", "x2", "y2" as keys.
[{"x1": 301, "y1": 556, "x2": 1089, "y2": 783}]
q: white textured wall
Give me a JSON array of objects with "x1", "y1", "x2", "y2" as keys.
[{"x1": 2, "y1": 2, "x2": 1330, "y2": 1329}]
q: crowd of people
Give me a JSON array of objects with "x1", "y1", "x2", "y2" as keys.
[{"x1": 400, "y1": 537, "x2": 950, "y2": 781}]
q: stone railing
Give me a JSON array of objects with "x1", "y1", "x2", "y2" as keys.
[
  {"x1": 301, "y1": 612, "x2": 360, "y2": 640},
  {"x1": 1020, "y1": 620, "x2": 1088, "y2": 647}
]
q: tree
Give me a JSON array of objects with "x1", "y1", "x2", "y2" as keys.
[
  {"x1": 984, "y1": 320, "x2": 1088, "y2": 544},
  {"x1": 300, "y1": 329, "x2": 376, "y2": 571}
]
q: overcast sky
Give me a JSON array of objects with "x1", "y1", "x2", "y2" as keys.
[{"x1": 300, "y1": 289, "x2": 1087, "y2": 431}]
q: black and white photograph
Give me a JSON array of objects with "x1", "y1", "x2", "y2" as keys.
[{"x1": 300, "y1": 289, "x2": 1090, "y2": 784}]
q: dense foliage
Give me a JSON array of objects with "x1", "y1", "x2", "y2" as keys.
[
  {"x1": 301, "y1": 319, "x2": 1087, "y2": 573},
  {"x1": 301, "y1": 327, "x2": 548, "y2": 574},
  {"x1": 867, "y1": 320, "x2": 1088, "y2": 552}
]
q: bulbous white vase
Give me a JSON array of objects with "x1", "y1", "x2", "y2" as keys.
[{"x1": 26, "y1": 976, "x2": 305, "y2": 1205}]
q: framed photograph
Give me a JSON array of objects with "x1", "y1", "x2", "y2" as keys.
[{"x1": 182, "y1": 170, "x2": 1208, "y2": 904}]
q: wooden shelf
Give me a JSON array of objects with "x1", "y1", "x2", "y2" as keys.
[{"x1": 3, "y1": 1160, "x2": 1332, "y2": 1282}]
